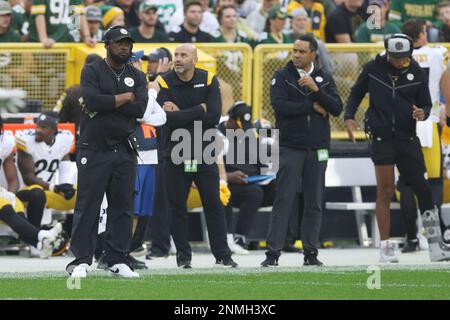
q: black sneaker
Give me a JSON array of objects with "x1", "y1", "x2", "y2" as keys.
[
  {"x1": 215, "y1": 257, "x2": 238, "y2": 268},
  {"x1": 401, "y1": 238, "x2": 419, "y2": 253},
  {"x1": 177, "y1": 260, "x2": 192, "y2": 269},
  {"x1": 303, "y1": 249, "x2": 324, "y2": 266},
  {"x1": 126, "y1": 254, "x2": 148, "y2": 270},
  {"x1": 146, "y1": 249, "x2": 169, "y2": 260},
  {"x1": 261, "y1": 252, "x2": 279, "y2": 267}
]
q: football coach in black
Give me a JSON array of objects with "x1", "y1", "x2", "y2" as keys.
[
  {"x1": 261, "y1": 35, "x2": 343, "y2": 267},
  {"x1": 157, "y1": 43, "x2": 237, "y2": 268},
  {"x1": 67, "y1": 25, "x2": 148, "y2": 278}
]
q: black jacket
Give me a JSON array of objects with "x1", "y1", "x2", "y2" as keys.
[
  {"x1": 157, "y1": 68, "x2": 221, "y2": 160},
  {"x1": 345, "y1": 54, "x2": 432, "y2": 140},
  {"x1": 270, "y1": 60, "x2": 343, "y2": 150},
  {"x1": 78, "y1": 59, "x2": 148, "y2": 150}
]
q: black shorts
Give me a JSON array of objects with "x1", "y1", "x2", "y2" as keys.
[{"x1": 370, "y1": 136, "x2": 427, "y2": 182}]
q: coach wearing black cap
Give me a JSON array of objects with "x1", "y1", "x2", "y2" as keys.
[
  {"x1": 345, "y1": 34, "x2": 437, "y2": 263},
  {"x1": 66, "y1": 25, "x2": 148, "y2": 278}
]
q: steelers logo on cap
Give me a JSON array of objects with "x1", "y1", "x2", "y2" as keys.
[
  {"x1": 120, "y1": 28, "x2": 128, "y2": 35},
  {"x1": 395, "y1": 41, "x2": 404, "y2": 50},
  {"x1": 39, "y1": 115, "x2": 46, "y2": 121},
  {"x1": 243, "y1": 113, "x2": 251, "y2": 121}
]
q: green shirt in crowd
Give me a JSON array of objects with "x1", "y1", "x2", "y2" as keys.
[
  {"x1": 28, "y1": 0, "x2": 84, "y2": 42},
  {"x1": 11, "y1": 5, "x2": 30, "y2": 37},
  {"x1": 213, "y1": 30, "x2": 254, "y2": 46},
  {"x1": 355, "y1": 21, "x2": 401, "y2": 43},
  {"x1": 388, "y1": 0, "x2": 442, "y2": 27},
  {"x1": 258, "y1": 32, "x2": 294, "y2": 44},
  {"x1": 0, "y1": 27, "x2": 22, "y2": 42},
  {"x1": 129, "y1": 27, "x2": 170, "y2": 43}
]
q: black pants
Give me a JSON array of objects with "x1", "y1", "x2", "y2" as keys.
[
  {"x1": 266, "y1": 147, "x2": 327, "y2": 258},
  {"x1": 167, "y1": 161, "x2": 231, "y2": 264},
  {"x1": 148, "y1": 157, "x2": 171, "y2": 254},
  {"x1": 225, "y1": 181, "x2": 275, "y2": 237},
  {"x1": 69, "y1": 147, "x2": 136, "y2": 267},
  {"x1": 16, "y1": 188, "x2": 46, "y2": 228},
  {"x1": 0, "y1": 205, "x2": 39, "y2": 247}
]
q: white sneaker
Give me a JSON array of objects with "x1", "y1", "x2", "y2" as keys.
[
  {"x1": 37, "y1": 238, "x2": 53, "y2": 259},
  {"x1": 71, "y1": 263, "x2": 90, "y2": 278},
  {"x1": 37, "y1": 223, "x2": 63, "y2": 259},
  {"x1": 169, "y1": 237, "x2": 177, "y2": 255},
  {"x1": 418, "y1": 233, "x2": 429, "y2": 250},
  {"x1": 379, "y1": 241, "x2": 399, "y2": 263},
  {"x1": 227, "y1": 234, "x2": 249, "y2": 255},
  {"x1": 109, "y1": 263, "x2": 140, "y2": 278}
]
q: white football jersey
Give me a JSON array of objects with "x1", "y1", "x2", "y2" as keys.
[
  {"x1": 15, "y1": 129, "x2": 74, "y2": 183},
  {"x1": 0, "y1": 131, "x2": 15, "y2": 166},
  {"x1": 412, "y1": 45, "x2": 449, "y2": 122}
]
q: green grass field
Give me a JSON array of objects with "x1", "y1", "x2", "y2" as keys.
[{"x1": 1, "y1": 266, "x2": 449, "y2": 300}]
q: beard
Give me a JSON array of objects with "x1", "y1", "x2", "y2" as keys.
[{"x1": 109, "y1": 50, "x2": 132, "y2": 65}]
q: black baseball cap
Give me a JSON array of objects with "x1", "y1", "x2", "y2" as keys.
[
  {"x1": 103, "y1": 25, "x2": 134, "y2": 43},
  {"x1": 228, "y1": 101, "x2": 253, "y2": 130},
  {"x1": 35, "y1": 112, "x2": 58, "y2": 131},
  {"x1": 142, "y1": 48, "x2": 172, "y2": 62}
]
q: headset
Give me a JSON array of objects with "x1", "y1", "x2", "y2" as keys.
[
  {"x1": 384, "y1": 33, "x2": 414, "y2": 68},
  {"x1": 384, "y1": 33, "x2": 414, "y2": 57}
]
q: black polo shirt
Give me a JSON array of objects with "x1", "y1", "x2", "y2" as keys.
[{"x1": 156, "y1": 68, "x2": 221, "y2": 160}]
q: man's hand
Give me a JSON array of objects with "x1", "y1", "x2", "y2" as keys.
[
  {"x1": 148, "y1": 80, "x2": 160, "y2": 93},
  {"x1": 42, "y1": 38, "x2": 55, "y2": 49},
  {"x1": 227, "y1": 170, "x2": 248, "y2": 185},
  {"x1": 163, "y1": 101, "x2": 180, "y2": 112},
  {"x1": 54, "y1": 183, "x2": 76, "y2": 200},
  {"x1": 84, "y1": 36, "x2": 97, "y2": 48},
  {"x1": 413, "y1": 105, "x2": 425, "y2": 121},
  {"x1": 344, "y1": 119, "x2": 359, "y2": 143},
  {"x1": 157, "y1": 57, "x2": 172, "y2": 74},
  {"x1": 313, "y1": 102, "x2": 328, "y2": 117},
  {"x1": 298, "y1": 76, "x2": 319, "y2": 92}
]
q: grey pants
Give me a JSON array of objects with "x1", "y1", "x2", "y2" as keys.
[{"x1": 266, "y1": 147, "x2": 327, "y2": 257}]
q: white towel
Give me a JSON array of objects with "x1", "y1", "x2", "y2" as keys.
[{"x1": 416, "y1": 119, "x2": 433, "y2": 148}]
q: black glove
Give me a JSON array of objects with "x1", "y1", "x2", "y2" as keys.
[{"x1": 54, "y1": 183, "x2": 76, "y2": 200}]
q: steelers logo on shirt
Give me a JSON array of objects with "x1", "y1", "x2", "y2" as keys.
[
  {"x1": 407, "y1": 73, "x2": 414, "y2": 81},
  {"x1": 124, "y1": 77, "x2": 135, "y2": 87}
]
